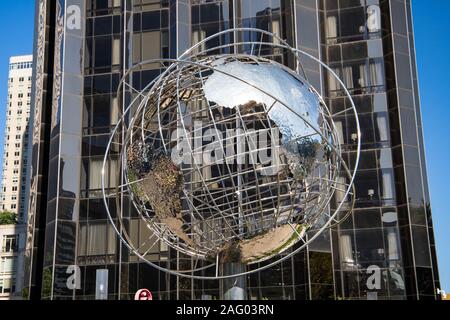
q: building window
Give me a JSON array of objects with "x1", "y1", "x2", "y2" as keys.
[
  {"x1": 78, "y1": 223, "x2": 116, "y2": 257},
  {"x1": 0, "y1": 257, "x2": 18, "y2": 295},
  {"x1": 2, "y1": 235, "x2": 18, "y2": 253},
  {"x1": 18, "y1": 93, "x2": 23, "y2": 98},
  {"x1": 0, "y1": 278, "x2": 16, "y2": 294},
  {"x1": 9, "y1": 61, "x2": 32, "y2": 70},
  {"x1": 19, "y1": 77, "x2": 24, "y2": 82}
]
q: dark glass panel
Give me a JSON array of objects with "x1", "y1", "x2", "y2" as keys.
[
  {"x1": 409, "y1": 205, "x2": 426, "y2": 226},
  {"x1": 133, "y1": 12, "x2": 141, "y2": 32},
  {"x1": 55, "y1": 221, "x2": 76, "y2": 265},
  {"x1": 142, "y1": 10, "x2": 161, "y2": 30},
  {"x1": 53, "y1": 266, "x2": 74, "y2": 296},
  {"x1": 411, "y1": 226, "x2": 431, "y2": 267},
  {"x1": 94, "y1": 16, "x2": 112, "y2": 36},
  {"x1": 94, "y1": 37, "x2": 112, "y2": 69},
  {"x1": 260, "y1": 286, "x2": 285, "y2": 300},
  {"x1": 88, "y1": 198, "x2": 108, "y2": 220},
  {"x1": 405, "y1": 165, "x2": 424, "y2": 205},
  {"x1": 355, "y1": 228, "x2": 386, "y2": 267},
  {"x1": 387, "y1": 268, "x2": 406, "y2": 297},
  {"x1": 341, "y1": 271, "x2": 359, "y2": 298},
  {"x1": 354, "y1": 169, "x2": 379, "y2": 204},
  {"x1": 80, "y1": 199, "x2": 88, "y2": 221},
  {"x1": 310, "y1": 285, "x2": 334, "y2": 300},
  {"x1": 354, "y1": 209, "x2": 381, "y2": 229},
  {"x1": 350, "y1": 150, "x2": 376, "y2": 170},
  {"x1": 138, "y1": 263, "x2": 161, "y2": 292},
  {"x1": 43, "y1": 222, "x2": 55, "y2": 267},
  {"x1": 260, "y1": 262, "x2": 283, "y2": 287},
  {"x1": 58, "y1": 198, "x2": 77, "y2": 220},
  {"x1": 293, "y1": 250, "x2": 307, "y2": 286},
  {"x1": 93, "y1": 74, "x2": 111, "y2": 94},
  {"x1": 113, "y1": 15, "x2": 121, "y2": 34},
  {"x1": 339, "y1": 7, "x2": 365, "y2": 40},
  {"x1": 342, "y1": 41, "x2": 367, "y2": 61},
  {"x1": 416, "y1": 267, "x2": 434, "y2": 296},
  {"x1": 309, "y1": 252, "x2": 333, "y2": 286},
  {"x1": 91, "y1": 95, "x2": 111, "y2": 128}
]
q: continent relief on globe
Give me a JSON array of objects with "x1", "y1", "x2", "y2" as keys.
[
  {"x1": 127, "y1": 142, "x2": 194, "y2": 246},
  {"x1": 126, "y1": 122, "x2": 309, "y2": 264},
  {"x1": 218, "y1": 223, "x2": 306, "y2": 264},
  {"x1": 124, "y1": 56, "x2": 334, "y2": 264}
]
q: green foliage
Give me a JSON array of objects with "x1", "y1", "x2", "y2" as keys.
[
  {"x1": 42, "y1": 268, "x2": 52, "y2": 298},
  {"x1": 0, "y1": 211, "x2": 17, "y2": 225},
  {"x1": 308, "y1": 251, "x2": 335, "y2": 300},
  {"x1": 22, "y1": 287, "x2": 29, "y2": 300}
]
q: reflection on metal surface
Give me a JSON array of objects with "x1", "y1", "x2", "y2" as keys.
[
  {"x1": 203, "y1": 58, "x2": 321, "y2": 137},
  {"x1": 95, "y1": 269, "x2": 109, "y2": 300},
  {"x1": 101, "y1": 28, "x2": 361, "y2": 280},
  {"x1": 124, "y1": 55, "x2": 338, "y2": 264}
]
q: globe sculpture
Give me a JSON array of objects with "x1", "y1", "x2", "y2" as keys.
[{"x1": 102, "y1": 28, "x2": 360, "y2": 280}]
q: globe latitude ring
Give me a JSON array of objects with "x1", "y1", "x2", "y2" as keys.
[{"x1": 101, "y1": 28, "x2": 361, "y2": 280}]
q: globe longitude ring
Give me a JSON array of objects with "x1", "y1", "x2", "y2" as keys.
[{"x1": 101, "y1": 28, "x2": 361, "y2": 280}]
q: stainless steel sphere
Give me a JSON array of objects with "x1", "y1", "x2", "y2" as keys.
[{"x1": 124, "y1": 55, "x2": 341, "y2": 264}]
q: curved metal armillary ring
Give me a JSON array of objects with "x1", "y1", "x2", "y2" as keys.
[{"x1": 101, "y1": 28, "x2": 361, "y2": 280}]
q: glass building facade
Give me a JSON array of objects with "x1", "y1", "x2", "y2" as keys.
[{"x1": 24, "y1": 0, "x2": 440, "y2": 300}]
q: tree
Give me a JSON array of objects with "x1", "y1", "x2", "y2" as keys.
[{"x1": 0, "y1": 211, "x2": 17, "y2": 225}]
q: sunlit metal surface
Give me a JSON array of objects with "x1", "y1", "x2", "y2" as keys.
[{"x1": 101, "y1": 28, "x2": 361, "y2": 280}]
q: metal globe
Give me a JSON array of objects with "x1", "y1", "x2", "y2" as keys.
[{"x1": 124, "y1": 54, "x2": 340, "y2": 264}]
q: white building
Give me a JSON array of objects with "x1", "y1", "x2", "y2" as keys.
[
  {"x1": 0, "y1": 224, "x2": 26, "y2": 299},
  {"x1": 0, "y1": 55, "x2": 32, "y2": 299},
  {"x1": 0, "y1": 55, "x2": 33, "y2": 220}
]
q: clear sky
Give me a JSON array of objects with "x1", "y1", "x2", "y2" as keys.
[
  {"x1": 0, "y1": 0, "x2": 35, "y2": 173},
  {"x1": 0, "y1": 0, "x2": 448, "y2": 294},
  {"x1": 412, "y1": 0, "x2": 450, "y2": 293}
]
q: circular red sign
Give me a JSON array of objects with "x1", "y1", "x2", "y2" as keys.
[{"x1": 134, "y1": 289, "x2": 153, "y2": 300}]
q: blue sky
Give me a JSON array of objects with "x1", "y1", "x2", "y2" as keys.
[
  {"x1": 0, "y1": 1, "x2": 448, "y2": 293},
  {"x1": 413, "y1": 1, "x2": 450, "y2": 292},
  {"x1": 0, "y1": 0, "x2": 35, "y2": 165}
]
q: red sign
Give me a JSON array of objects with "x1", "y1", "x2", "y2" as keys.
[{"x1": 134, "y1": 289, "x2": 153, "y2": 300}]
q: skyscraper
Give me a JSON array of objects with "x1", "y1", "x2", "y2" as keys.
[
  {"x1": 1, "y1": 55, "x2": 33, "y2": 221},
  {"x1": 24, "y1": 0, "x2": 440, "y2": 300},
  {"x1": 0, "y1": 55, "x2": 33, "y2": 299}
]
